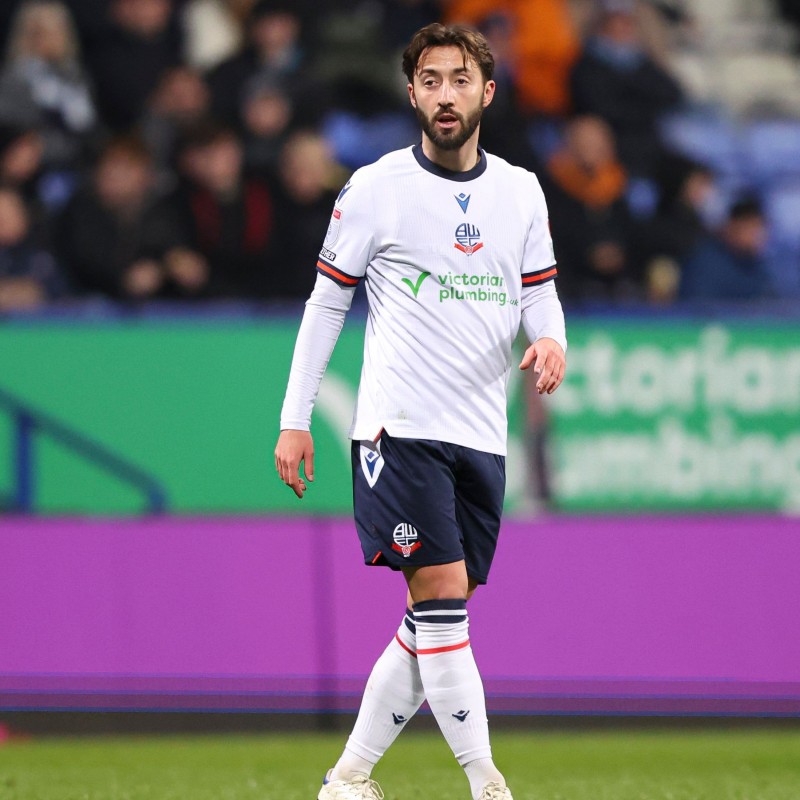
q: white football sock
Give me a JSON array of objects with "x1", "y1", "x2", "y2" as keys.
[
  {"x1": 330, "y1": 609, "x2": 424, "y2": 780},
  {"x1": 464, "y1": 757, "x2": 506, "y2": 800},
  {"x1": 414, "y1": 599, "x2": 505, "y2": 797}
]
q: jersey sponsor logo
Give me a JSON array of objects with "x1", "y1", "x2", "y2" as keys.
[
  {"x1": 401, "y1": 271, "x2": 430, "y2": 297},
  {"x1": 392, "y1": 523, "x2": 422, "y2": 557},
  {"x1": 319, "y1": 246, "x2": 337, "y2": 262},
  {"x1": 454, "y1": 223, "x2": 483, "y2": 256},
  {"x1": 454, "y1": 192, "x2": 471, "y2": 214},
  {"x1": 398, "y1": 268, "x2": 511, "y2": 307},
  {"x1": 324, "y1": 210, "x2": 341, "y2": 247},
  {"x1": 437, "y1": 272, "x2": 510, "y2": 306},
  {"x1": 359, "y1": 440, "x2": 384, "y2": 488}
]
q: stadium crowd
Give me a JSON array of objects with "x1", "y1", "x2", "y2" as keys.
[{"x1": 1, "y1": 0, "x2": 799, "y2": 313}]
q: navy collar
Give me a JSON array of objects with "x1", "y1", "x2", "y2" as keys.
[{"x1": 412, "y1": 143, "x2": 487, "y2": 182}]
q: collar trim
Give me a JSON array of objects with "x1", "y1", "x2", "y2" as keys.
[{"x1": 412, "y1": 143, "x2": 487, "y2": 182}]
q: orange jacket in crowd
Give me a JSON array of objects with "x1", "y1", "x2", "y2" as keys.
[{"x1": 443, "y1": 0, "x2": 581, "y2": 116}]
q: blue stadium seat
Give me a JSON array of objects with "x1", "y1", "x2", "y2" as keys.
[
  {"x1": 763, "y1": 180, "x2": 800, "y2": 296},
  {"x1": 742, "y1": 120, "x2": 800, "y2": 186},
  {"x1": 322, "y1": 111, "x2": 418, "y2": 170},
  {"x1": 659, "y1": 109, "x2": 742, "y2": 179}
]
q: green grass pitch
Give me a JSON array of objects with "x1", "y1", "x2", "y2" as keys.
[{"x1": 1, "y1": 727, "x2": 799, "y2": 799}]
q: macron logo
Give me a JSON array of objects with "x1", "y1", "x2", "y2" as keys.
[
  {"x1": 452, "y1": 709, "x2": 470, "y2": 722},
  {"x1": 455, "y1": 193, "x2": 471, "y2": 214},
  {"x1": 364, "y1": 449, "x2": 380, "y2": 476},
  {"x1": 392, "y1": 713, "x2": 407, "y2": 725},
  {"x1": 336, "y1": 181, "x2": 352, "y2": 203}
]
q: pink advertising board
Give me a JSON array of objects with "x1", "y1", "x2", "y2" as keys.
[{"x1": 1, "y1": 516, "x2": 798, "y2": 715}]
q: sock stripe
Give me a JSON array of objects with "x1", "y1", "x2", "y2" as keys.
[
  {"x1": 416, "y1": 638, "x2": 470, "y2": 655},
  {"x1": 403, "y1": 615, "x2": 416, "y2": 634},
  {"x1": 394, "y1": 632, "x2": 418, "y2": 658},
  {"x1": 413, "y1": 613, "x2": 467, "y2": 624},
  {"x1": 413, "y1": 599, "x2": 466, "y2": 613}
]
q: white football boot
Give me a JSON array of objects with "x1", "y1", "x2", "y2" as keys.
[
  {"x1": 317, "y1": 769, "x2": 384, "y2": 800},
  {"x1": 478, "y1": 781, "x2": 513, "y2": 800}
]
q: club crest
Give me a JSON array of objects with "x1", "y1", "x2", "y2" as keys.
[
  {"x1": 392, "y1": 522, "x2": 422, "y2": 557},
  {"x1": 454, "y1": 222, "x2": 483, "y2": 256}
]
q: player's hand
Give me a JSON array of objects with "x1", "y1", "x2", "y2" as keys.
[
  {"x1": 275, "y1": 429, "x2": 315, "y2": 498},
  {"x1": 519, "y1": 337, "x2": 566, "y2": 394}
]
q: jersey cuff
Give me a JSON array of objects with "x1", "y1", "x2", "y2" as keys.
[
  {"x1": 316, "y1": 257, "x2": 362, "y2": 288},
  {"x1": 521, "y1": 264, "x2": 558, "y2": 286},
  {"x1": 279, "y1": 419, "x2": 311, "y2": 431}
]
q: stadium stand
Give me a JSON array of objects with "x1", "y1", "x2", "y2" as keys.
[{"x1": 0, "y1": 0, "x2": 798, "y2": 308}]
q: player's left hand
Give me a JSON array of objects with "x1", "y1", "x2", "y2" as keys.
[{"x1": 519, "y1": 337, "x2": 566, "y2": 394}]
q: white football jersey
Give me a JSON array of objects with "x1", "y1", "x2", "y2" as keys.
[{"x1": 281, "y1": 144, "x2": 565, "y2": 455}]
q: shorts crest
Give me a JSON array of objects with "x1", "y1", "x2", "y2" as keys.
[{"x1": 392, "y1": 522, "x2": 422, "y2": 557}]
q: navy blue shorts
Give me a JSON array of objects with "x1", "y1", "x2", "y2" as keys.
[{"x1": 351, "y1": 431, "x2": 506, "y2": 584}]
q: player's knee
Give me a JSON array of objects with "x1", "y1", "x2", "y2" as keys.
[{"x1": 404, "y1": 563, "x2": 469, "y2": 602}]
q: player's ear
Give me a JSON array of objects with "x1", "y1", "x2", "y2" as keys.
[
  {"x1": 407, "y1": 83, "x2": 417, "y2": 108},
  {"x1": 482, "y1": 80, "x2": 496, "y2": 109}
]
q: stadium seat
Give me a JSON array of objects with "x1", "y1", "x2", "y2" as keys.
[
  {"x1": 321, "y1": 111, "x2": 418, "y2": 170},
  {"x1": 741, "y1": 119, "x2": 800, "y2": 186},
  {"x1": 659, "y1": 110, "x2": 742, "y2": 178},
  {"x1": 763, "y1": 180, "x2": 800, "y2": 252}
]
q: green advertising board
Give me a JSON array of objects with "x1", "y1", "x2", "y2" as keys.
[
  {"x1": 1, "y1": 318, "x2": 798, "y2": 514},
  {"x1": 549, "y1": 322, "x2": 800, "y2": 512}
]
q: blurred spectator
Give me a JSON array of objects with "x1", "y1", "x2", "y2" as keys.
[
  {"x1": 206, "y1": 1, "x2": 310, "y2": 131},
  {"x1": 181, "y1": 0, "x2": 250, "y2": 71},
  {"x1": 84, "y1": 0, "x2": 182, "y2": 131},
  {"x1": 56, "y1": 134, "x2": 206, "y2": 300},
  {"x1": 320, "y1": 75, "x2": 417, "y2": 170},
  {"x1": 0, "y1": 0, "x2": 98, "y2": 170},
  {"x1": 140, "y1": 65, "x2": 211, "y2": 184},
  {"x1": 0, "y1": 124, "x2": 45, "y2": 211},
  {"x1": 59, "y1": 0, "x2": 114, "y2": 47},
  {"x1": 382, "y1": 0, "x2": 444, "y2": 50},
  {"x1": 540, "y1": 115, "x2": 641, "y2": 301},
  {"x1": 0, "y1": 1, "x2": 26, "y2": 53},
  {"x1": 173, "y1": 121, "x2": 274, "y2": 297},
  {"x1": 267, "y1": 130, "x2": 346, "y2": 301},
  {"x1": 679, "y1": 198, "x2": 773, "y2": 302},
  {"x1": 0, "y1": 186, "x2": 65, "y2": 312},
  {"x1": 641, "y1": 153, "x2": 715, "y2": 304},
  {"x1": 570, "y1": 0, "x2": 683, "y2": 176},
  {"x1": 776, "y1": 0, "x2": 800, "y2": 33},
  {"x1": 444, "y1": 0, "x2": 581, "y2": 118},
  {"x1": 240, "y1": 79, "x2": 293, "y2": 175}
]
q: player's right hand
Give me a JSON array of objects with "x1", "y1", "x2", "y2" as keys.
[{"x1": 275, "y1": 429, "x2": 315, "y2": 498}]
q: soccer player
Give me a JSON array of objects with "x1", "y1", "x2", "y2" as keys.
[{"x1": 275, "y1": 23, "x2": 567, "y2": 800}]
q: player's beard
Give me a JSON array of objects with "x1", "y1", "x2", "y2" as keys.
[{"x1": 416, "y1": 99, "x2": 484, "y2": 152}]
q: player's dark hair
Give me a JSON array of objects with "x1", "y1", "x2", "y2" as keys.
[{"x1": 402, "y1": 23, "x2": 495, "y2": 84}]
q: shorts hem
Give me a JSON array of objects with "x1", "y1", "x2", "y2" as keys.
[
  {"x1": 363, "y1": 552, "x2": 466, "y2": 572},
  {"x1": 466, "y1": 569, "x2": 489, "y2": 586}
]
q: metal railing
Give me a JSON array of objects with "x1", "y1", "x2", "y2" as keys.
[{"x1": 0, "y1": 387, "x2": 167, "y2": 514}]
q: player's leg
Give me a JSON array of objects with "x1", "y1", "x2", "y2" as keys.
[
  {"x1": 318, "y1": 441, "x2": 432, "y2": 799},
  {"x1": 324, "y1": 602, "x2": 424, "y2": 784},
  {"x1": 406, "y1": 562, "x2": 510, "y2": 800}
]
